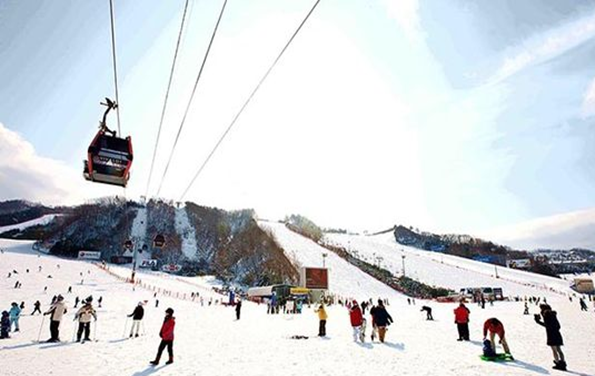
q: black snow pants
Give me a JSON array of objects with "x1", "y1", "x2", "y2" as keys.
[
  {"x1": 49, "y1": 320, "x2": 61, "y2": 341},
  {"x1": 77, "y1": 322, "x2": 91, "y2": 341},
  {"x1": 319, "y1": 320, "x2": 326, "y2": 336},
  {"x1": 155, "y1": 340, "x2": 174, "y2": 361},
  {"x1": 457, "y1": 323, "x2": 469, "y2": 340}
]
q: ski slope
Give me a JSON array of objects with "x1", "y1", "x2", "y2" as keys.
[
  {"x1": 0, "y1": 214, "x2": 59, "y2": 235},
  {"x1": 174, "y1": 206, "x2": 198, "y2": 260},
  {"x1": 1, "y1": 238, "x2": 594, "y2": 376},
  {"x1": 324, "y1": 232, "x2": 575, "y2": 297}
]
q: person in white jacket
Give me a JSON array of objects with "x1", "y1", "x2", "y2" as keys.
[
  {"x1": 44, "y1": 295, "x2": 67, "y2": 342},
  {"x1": 75, "y1": 299, "x2": 97, "y2": 342}
]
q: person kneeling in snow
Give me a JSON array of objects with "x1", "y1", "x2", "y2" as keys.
[
  {"x1": 75, "y1": 298, "x2": 97, "y2": 342},
  {"x1": 150, "y1": 308, "x2": 175, "y2": 365}
]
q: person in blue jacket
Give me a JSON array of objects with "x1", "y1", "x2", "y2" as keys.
[{"x1": 9, "y1": 302, "x2": 21, "y2": 332}]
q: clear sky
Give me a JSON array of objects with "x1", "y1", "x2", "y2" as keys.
[{"x1": 1, "y1": 0, "x2": 595, "y2": 236}]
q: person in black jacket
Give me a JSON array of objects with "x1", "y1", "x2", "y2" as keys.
[
  {"x1": 535, "y1": 304, "x2": 566, "y2": 371},
  {"x1": 235, "y1": 299, "x2": 242, "y2": 320},
  {"x1": 370, "y1": 299, "x2": 393, "y2": 343},
  {"x1": 128, "y1": 302, "x2": 145, "y2": 338}
]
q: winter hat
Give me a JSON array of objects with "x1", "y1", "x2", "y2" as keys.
[
  {"x1": 138, "y1": 302, "x2": 143, "y2": 306},
  {"x1": 165, "y1": 308, "x2": 174, "y2": 315},
  {"x1": 57, "y1": 295, "x2": 64, "y2": 301}
]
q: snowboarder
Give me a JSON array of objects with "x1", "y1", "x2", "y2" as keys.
[
  {"x1": 315, "y1": 303, "x2": 327, "y2": 337},
  {"x1": 235, "y1": 299, "x2": 242, "y2": 320},
  {"x1": 421, "y1": 306, "x2": 433, "y2": 320},
  {"x1": 348, "y1": 300, "x2": 364, "y2": 342},
  {"x1": 150, "y1": 308, "x2": 175, "y2": 365},
  {"x1": 534, "y1": 304, "x2": 566, "y2": 371},
  {"x1": 0, "y1": 311, "x2": 10, "y2": 339},
  {"x1": 31, "y1": 300, "x2": 42, "y2": 315},
  {"x1": 128, "y1": 302, "x2": 145, "y2": 338},
  {"x1": 454, "y1": 302, "x2": 470, "y2": 341},
  {"x1": 370, "y1": 299, "x2": 393, "y2": 343},
  {"x1": 44, "y1": 295, "x2": 67, "y2": 342},
  {"x1": 9, "y1": 302, "x2": 21, "y2": 332},
  {"x1": 74, "y1": 299, "x2": 97, "y2": 342},
  {"x1": 483, "y1": 318, "x2": 512, "y2": 358}
]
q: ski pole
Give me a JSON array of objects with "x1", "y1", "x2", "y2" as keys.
[
  {"x1": 93, "y1": 320, "x2": 98, "y2": 342},
  {"x1": 122, "y1": 316, "x2": 129, "y2": 338},
  {"x1": 37, "y1": 314, "x2": 46, "y2": 342}
]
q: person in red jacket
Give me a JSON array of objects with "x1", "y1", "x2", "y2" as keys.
[
  {"x1": 483, "y1": 318, "x2": 512, "y2": 356},
  {"x1": 454, "y1": 303, "x2": 470, "y2": 341},
  {"x1": 349, "y1": 300, "x2": 364, "y2": 342},
  {"x1": 150, "y1": 308, "x2": 176, "y2": 365}
]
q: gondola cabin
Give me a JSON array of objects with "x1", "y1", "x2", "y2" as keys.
[
  {"x1": 153, "y1": 235, "x2": 165, "y2": 248},
  {"x1": 83, "y1": 131, "x2": 133, "y2": 187}
]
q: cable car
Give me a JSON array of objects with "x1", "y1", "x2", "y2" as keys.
[
  {"x1": 83, "y1": 98, "x2": 133, "y2": 187},
  {"x1": 124, "y1": 239, "x2": 133, "y2": 250},
  {"x1": 153, "y1": 234, "x2": 165, "y2": 248}
]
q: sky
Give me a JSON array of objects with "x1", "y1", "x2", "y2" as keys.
[{"x1": 1, "y1": 0, "x2": 595, "y2": 243}]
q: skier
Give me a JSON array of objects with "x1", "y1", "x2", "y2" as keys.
[
  {"x1": 68, "y1": 286, "x2": 72, "y2": 294},
  {"x1": 98, "y1": 296, "x2": 103, "y2": 308},
  {"x1": 74, "y1": 299, "x2": 97, "y2": 343},
  {"x1": 523, "y1": 302, "x2": 529, "y2": 315},
  {"x1": 420, "y1": 306, "x2": 434, "y2": 320},
  {"x1": 454, "y1": 302, "x2": 470, "y2": 341},
  {"x1": 348, "y1": 300, "x2": 364, "y2": 342},
  {"x1": 235, "y1": 299, "x2": 242, "y2": 320},
  {"x1": 128, "y1": 302, "x2": 145, "y2": 338},
  {"x1": 315, "y1": 303, "x2": 327, "y2": 337},
  {"x1": 44, "y1": 295, "x2": 67, "y2": 342},
  {"x1": 0, "y1": 311, "x2": 9, "y2": 339},
  {"x1": 483, "y1": 318, "x2": 512, "y2": 358},
  {"x1": 19, "y1": 301, "x2": 25, "y2": 310},
  {"x1": 534, "y1": 304, "x2": 566, "y2": 370},
  {"x1": 74, "y1": 296, "x2": 80, "y2": 308},
  {"x1": 370, "y1": 299, "x2": 393, "y2": 343},
  {"x1": 9, "y1": 302, "x2": 21, "y2": 332},
  {"x1": 579, "y1": 298, "x2": 588, "y2": 312},
  {"x1": 31, "y1": 300, "x2": 42, "y2": 315},
  {"x1": 150, "y1": 308, "x2": 175, "y2": 365}
]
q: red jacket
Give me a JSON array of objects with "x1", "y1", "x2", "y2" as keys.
[
  {"x1": 350, "y1": 305, "x2": 363, "y2": 327},
  {"x1": 483, "y1": 319, "x2": 504, "y2": 338},
  {"x1": 160, "y1": 316, "x2": 175, "y2": 341},
  {"x1": 454, "y1": 306, "x2": 470, "y2": 324}
]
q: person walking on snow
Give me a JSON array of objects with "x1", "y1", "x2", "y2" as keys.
[
  {"x1": 235, "y1": 299, "x2": 242, "y2": 320},
  {"x1": 31, "y1": 300, "x2": 42, "y2": 315},
  {"x1": 44, "y1": 295, "x2": 67, "y2": 342},
  {"x1": 483, "y1": 318, "x2": 512, "y2": 358},
  {"x1": 128, "y1": 302, "x2": 145, "y2": 338},
  {"x1": 348, "y1": 300, "x2": 364, "y2": 342},
  {"x1": 74, "y1": 299, "x2": 97, "y2": 342},
  {"x1": 315, "y1": 303, "x2": 327, "y2": 336},
  {"x1": 150, "y1": 308, "x2": 176, "y2": 365},
  {"x1": 9, "y1": 302, "x2": 21, "y2": 332},
  {"x1": 370, "y1": 299, "x2": 393, "y2": 343},
  {"x1": 454, "y1": 302, "x2": 470, "y2": 341},
  {"x1": 535, "y1": 304, "x2": 566, "y2": 371}
]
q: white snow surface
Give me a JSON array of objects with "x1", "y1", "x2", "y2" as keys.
[
  {"x1": 1, "y1": 238, "x2": 595, "y2": 376},
  {"x1": 323, "y1": 232, "x2": 577, "y2": 297},
  {"x1": 129, "y1": 208, "x2": 150, "y2": 262},
  {"x1": 174, "y1": 207, "x2": 198, "y2": 260},
  {"x1": 0, "y1": 214, "x2": 59, "y2": 234}
]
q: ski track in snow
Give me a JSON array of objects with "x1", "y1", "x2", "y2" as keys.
[
  {"x1": 1, "y1": 238, "x2": 595, "y2": 376},
  {"x1": 174, "y1": 207, "x2": 198, "y2": 260}
]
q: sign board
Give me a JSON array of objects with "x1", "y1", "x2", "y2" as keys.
[
  {"x1": 161, "y1": 264, "x2": 182, "y2": 273},
  {"x1": 290, "y1": 287, "x2": 310, "y2": 295},
  {"x1": 78, "y1": 251, "x2": 101, "y2": 260},
  {"x1": 139, "y1": 259, "x2": 158, "y2": 269},
  {"x1": 508, "y1": 259, "x2": 531, "y2": 269},
  {"x1": 300, "y1": 267, "x2": 328, "y2": 289}
]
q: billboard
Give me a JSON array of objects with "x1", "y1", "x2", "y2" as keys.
[
  {"x1": 139, "y1": 259, "x2": 158, "y2": 269},
  {"x1": 300, "y1": 267, "x2": 328, "y2": 289},
  {"x1": 78, "y1": 251, "x2": 101, "y2": 260},
  {"x1": 161, "y1": 264, "x2": 182, "y2": 273}
]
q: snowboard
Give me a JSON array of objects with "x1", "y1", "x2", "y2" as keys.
[{"x1": 480, "y1": 353, "x2": 514, "y2": 362}]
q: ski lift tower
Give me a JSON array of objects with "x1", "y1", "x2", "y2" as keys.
[{"x1": 401, "y1": 250, "x2": 406, "y2": 277}]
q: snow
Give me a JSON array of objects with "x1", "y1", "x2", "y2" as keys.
[
  {"x1": 1, "y1": 237, "x2": 595, "y2": 376},
  {"x1": 129, "y1": 208, "x2": 150, "y2": 262},
  {"x1": 0, "y1": 214, "x2": 59, "y2": 234},
  {"x1": 174, "y1": 206, "x2": 198, "y2": 260},
  {"x1": 324, "y1": 232, "x2": 576, "y2": 297}
]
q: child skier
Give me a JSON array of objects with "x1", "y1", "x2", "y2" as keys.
[
  {"x1": 74, "y1": 298, "x2": 97, "y2": 342},
  {"x1": 150, "y1": 308, "x2": 176, "y2": 365},
  {"x1": 128, "y1": 302, "x2": 145, "y2": 338},
  {"x1": 1, "y1": 311, "x2": 10, "y2": 339},
  {"x1": 535, "y1": 304, "x2": 566, "y2": 370}
]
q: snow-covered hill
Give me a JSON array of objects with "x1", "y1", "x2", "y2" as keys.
[
  {"x1": 1, "y1": 238, "x2": 594, "y2": 376},
  {"x1": 0, "y1": 214, "x2": 59, "y2": 235}
]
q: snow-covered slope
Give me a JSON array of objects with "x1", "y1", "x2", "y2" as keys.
[
  {"x1": 174, "y1": 206, "x2": 198, "y2": 260},
  {"x1": 1, "y1": 238, "x2": 594, "y2": 376},
  {"x1": 324, "y1": 232, "x2": 574, "y2": 297},
  {"x1": 0, "y1": 214, "x2": 59, "y2": 234}
]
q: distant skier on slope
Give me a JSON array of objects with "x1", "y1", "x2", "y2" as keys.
[
  {"x1": 454, "y1": 302, "x2": 470, "y2": 341},
  {"x1": 579, "y1": 298, "x2": 588, "y2": 312},
  {"x1": 535, "y1": 304, "x2": 566, "y2": 371},
  {"x1": 150, "y1": 308, "x2": 175, "y2": 365},
  {"x1": 44, "y1": 295, "x2": 67, "y2": 342},
  {"x1": 31, "y1": 300, "x2": 42, "y2": 315},
  {"x1": 348, "y1": 300, "x2": 364, "y2": 342},
  {"x1": 483, "y1": 318, "x2": 512, "y2": 359},
  {"x1": 315, "y1": 303, "x2": 327, "y2": 337},
  {"x1": 370, "y1": 299, "x2": 393, "y2": 343},
  {"x1": 74, "y1": 299, "x2": 97, "y2": 343},
  {"x1": 128, "y1": 302, "x2": 145, "y2": 338},
  {"x1": 235, "y1": 299, "x2": 242, "y2": 320}
]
